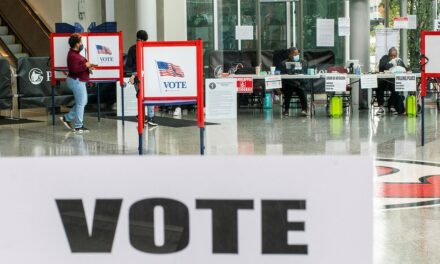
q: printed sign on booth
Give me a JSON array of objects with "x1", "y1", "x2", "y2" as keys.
[
  {"x1": 236, "y1": 77, "x2": 253, "y2": 93},
  {"x1": 142, "y1": 46, "x2": 197, "y2": 98},
  {"x1": 395, "y1": 74, "x2": 417, "y2": 92},
  {"x1": 325, "y1": 74, "x2": 347, "y2": 92}
]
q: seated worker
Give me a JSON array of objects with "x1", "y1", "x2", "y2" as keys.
[
  {"x1": 280, "y1": 47, "x2": 308, "y2": 117},
  {"x1": 376, "y1": 47, "x2": 408, "y2": 115}
]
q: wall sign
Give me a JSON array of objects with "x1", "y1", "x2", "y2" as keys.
[{"x1": 0, "y1": 156, "x2": 373, "y2": 264}]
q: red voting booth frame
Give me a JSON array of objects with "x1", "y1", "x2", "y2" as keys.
[
  {"x1": 49, "y1": 32, "x2": 125, "y2": 125},
  {"x1": 420, "y1": 31, "x2": 440, "y2": 146},
  {"x1": 136, "y1": 40, "x2": 205, "y2": 155}
]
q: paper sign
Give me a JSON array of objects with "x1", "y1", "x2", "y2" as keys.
[
  {"x1": 435, "y1": 19, "x2": 440, "y2": 31},
  {"x1": 338, "y1": 17, "x2": 350, "y2": 36},
  {"x1": 317, "y1": 19, "x2": 335, "y2": 47},
  {"x1": 360, "y1": 74, "x2": 378, "y2": 89},
  {"x1": 236, "y1": 77, "x2": 253, "y2": 93},
  {"x1": 393, "y1": 17, "x2": 409, "y2": 29},
  {"x1": 395, "y1": 74, "x2": 417, "y2": 92},
  {"x1": 265, "y1": 76, "x2": 282, "y2": 90},
  {"x1": 235, "y1": 25, "x2": 254, "y2": 40},
  {"x1": 375, "y1": 28, "x2": 399, "y2": 63},
  {"x1": 325, "y1": 74, "x2": 347, "y2": 92},
  {"x1": 206, "y1": 78, "x2": 237, "y2": 119},
  {"x1": 408, "y1": 15, "x2": 417, "y2": 29},
  {"x1": 0, "y1": 156, "x2": 373, "y2": 264}
]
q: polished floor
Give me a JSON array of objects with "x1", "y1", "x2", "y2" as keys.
[{"x1": 1, "y1": 105, "x2": 440, "y2": 263}]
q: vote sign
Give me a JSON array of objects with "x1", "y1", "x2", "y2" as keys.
[
  {"x1": 142, "y1": 46, "x2": 197, "y2": 98},
  {"x1": 0, "y1": 156, "x2": 373, "y2": 264}
]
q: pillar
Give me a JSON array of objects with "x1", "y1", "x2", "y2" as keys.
[
  {"x1": 400, "y1": 0, "x2": 408, "y2": 65},
  {"x1": 350, "y1": 0, "x2": 370, "y2": 109},
  {"x1": 136, "y1": 0, "x2": 157, "y2": 41}
]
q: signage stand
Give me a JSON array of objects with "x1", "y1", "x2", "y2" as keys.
[
  {"x1": 49, "y1": 32, "x2": 125, "y2": 126},
  {"x1": 421, "y1": 31, "x2": 440, "y2": 146},
  {"x1": 136, "y1": 40, "x2": 205, "y2": 155}
]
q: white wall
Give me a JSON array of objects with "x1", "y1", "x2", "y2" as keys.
[
  {"x1": 27, "y1": 0, "x2": 62, "y2": 31},
  {"x1": 61, "y1": 0, "x2": 102, "y2": 30},
  {"x1": 115, "y1": 0, "x2": 136, "y2": 52}
]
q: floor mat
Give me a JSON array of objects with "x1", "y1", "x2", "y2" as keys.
[{"x1": 0, "y1": 117, "x2": 42, "y2": 125}]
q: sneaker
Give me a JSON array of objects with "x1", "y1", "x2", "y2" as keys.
[
  {"x1": 389, "y1": 107, "x2": 398, "y2": 115},
  {"x1": 173, "y1": 107, "x2": 182, "y2": 116},
  {"x1": 60, "y1": 116, "x2": 73, "y2": 130},
  {"x1": 300, "y1": 110, "x2": 308, "y2": 117},
  {"x1": 283, "y1": 110, "x2": 289, "y2": 116},
  {"x1": 376, "y1": 107, "x2": 385, "y2": 116},
  {"x1": 147, "y1": 118, "x2": 158, "y2": 127},
  {"x1": 73, "y1": 126, "x2": 90, "y2": 133}
]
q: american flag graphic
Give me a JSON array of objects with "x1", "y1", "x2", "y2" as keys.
[
  {"x1": 96, "y1": 45, "x2": 112, "y2": 55},
  {"x1": 156, "y1": 61, "x2": 185, "y2": 78}
]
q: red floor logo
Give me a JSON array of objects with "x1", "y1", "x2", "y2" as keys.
[{"x1": 376, "y1": 160, "x2": 440, "y2": 209}]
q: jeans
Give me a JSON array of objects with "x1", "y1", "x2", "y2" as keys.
[
  {"x1": 64, "y1": 77, "x2": 88, "y2": 128},
  {"x1": 376, "y1": 79, "x2": 397, "y2": 107},
  {"x1": 134, "y1": 83, "x2": 154, "y2": 119}
]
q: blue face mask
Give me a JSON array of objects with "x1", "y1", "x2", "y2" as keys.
[
  {"x1": 293, "y1": 55, "x2": 300, "y2": 62},
  {"x1": 78, "y1": 44, "x2": 84, "y2": 52}
]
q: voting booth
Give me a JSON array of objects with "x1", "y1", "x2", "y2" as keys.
[
  {"x1": 49, "y1": 32, "x2": 125, "y2": 124},
  {"x1": 136, "y1": 40, "x2": 205, "y2": 154},
  {"x1": 421, "y1": 31, "x2": 440, "y2": 146}
]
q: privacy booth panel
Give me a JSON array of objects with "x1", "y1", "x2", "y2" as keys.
[{"x1": 0, "y1": 59, "x2": 12, "y2": 110}]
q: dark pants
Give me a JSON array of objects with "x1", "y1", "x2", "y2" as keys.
[
  {"x1": 282, "y1": 79, "x2": 307, "y2": 111},
  {"x1": 376, "y1": 79, "x2": 398, "y2": 107}
]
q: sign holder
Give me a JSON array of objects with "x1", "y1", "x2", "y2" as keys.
[
  {"x1": 49, "y1": 32, "x2": 125, "y2": 126},
  {"x1": 420, "y1": 31, "x2": 440, "y2": 146},
  {"x1": 136, "y1": 40, "x2": 205, "y2": 155}
]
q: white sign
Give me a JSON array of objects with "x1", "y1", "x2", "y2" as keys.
[
  {"x1": 205, "y1": 78, "x2": 237, "y2": 120},
  {"x1": 143, "y1": 46, "x2": 197, "y2": 98},
  {"x1": 265, "y1": 76, "x2": 282, "y2": 90},
  {"x1": 235, "y1": 25, "x2": 254, "y2": 40},
  {"x1": 338, "y1": 17, "x2": 350, "y2": 36},
  {"x1": 0, "y1": 156, "x2": 373, "y2": 264},
  {"x1": 424, "y1": 35, "x2": 440, "y2": 74},
  {"x1": 360, "y1": 74, "x2": 378, "y2": 89},
  {"x1": 395, "y1": 74, "x2": 417, "y2": 92},
  {"x1": 88, "y1": 35, "x2": 121, "y2": 67},
  {"x1": 317, "y1": 19, "x2": 335, "y2": 47},
  {"x1": 325, "y1": 74, "x2": 347, "y2": 92},
  {"x1": 435, "y1": 19, "x2": 440, "y2": 31},
  {"x1": 393, "y1": 17, "x2": 409, "y2": 29},
  {"x1": 375, "y1": 29, "x2": 399, "y2": 63},
  {"x1": 117, "y1": 78, "x2": 137, "y2": 117},
  {"x1": 408, "y1": 15, "x2": 417, "y2": 29}
]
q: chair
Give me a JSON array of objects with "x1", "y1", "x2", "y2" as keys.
[{"x1": 325, "y1": 66, "x2": 352, "y2": 116}]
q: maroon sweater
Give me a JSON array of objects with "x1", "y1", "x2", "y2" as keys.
[{"x1": 67, "y1": 49, "x2": 90, "y2": 82}]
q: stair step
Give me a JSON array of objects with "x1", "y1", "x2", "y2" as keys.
[
  {"x1": 0, "y1": 26, "x2": 7, "y2": 35},
  {"x1": 14, "y1": 53, "x2": 29, "y2": 59},
  {"x1": 0, "y1": 35, "x2": 15, "y2": 45},
  {"x1": 8, "y1": 44, "x2": 22, "y2": 53}
]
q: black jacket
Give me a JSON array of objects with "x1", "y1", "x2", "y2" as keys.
[
  {"x1": 379, "y1": 55, "x2": 407, "y2": 72},
  {"x1": 125, "y1": 44, "x2": 137, "y2": 74},
  {"x1": 280, "y1": 58, "x2": 308, "y2": 75}
]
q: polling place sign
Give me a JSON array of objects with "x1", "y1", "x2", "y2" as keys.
[{"x1": 0, "y1": 156, "x2": 373, "y2": 264}]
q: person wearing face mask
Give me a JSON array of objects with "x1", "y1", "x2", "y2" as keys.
[
  {"x1": 280, "y1": 47, "x2": 308, "y2": 117},
  {"x1": 60, "y1": 33, "x2": 96, "y2": 133},
  {"x1": 376, "y1": 47, "x2": 408, "y2": 115}
]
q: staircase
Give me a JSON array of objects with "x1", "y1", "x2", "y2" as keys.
[
  {"x1": 0, "y1": 17, "x2": 29, "y2": 62},
  {"x1": 0, "y1": 0, "x2": 51, "y2": 67}
]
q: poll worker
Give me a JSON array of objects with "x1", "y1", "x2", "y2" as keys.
[
  {"x1": 376, "y1": 47, "x2": 407, "y2": 115},
  {"x1": 126, "y1": 30, "x2": 158, "y2": 127},
  {"x1": 280, "y1": 47, "x2": 308, "y2": 117},
  {"x1": 60, "y1": 33, "x2": 96, "y2": 133}
]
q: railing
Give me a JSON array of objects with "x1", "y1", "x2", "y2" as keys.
[{"x1": 0, "y1": 0, "x2": 51, "y2": 57}]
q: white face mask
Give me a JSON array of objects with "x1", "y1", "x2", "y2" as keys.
[{"x1": 293, "y1": 55, "x2": 300, "y2": 62}]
